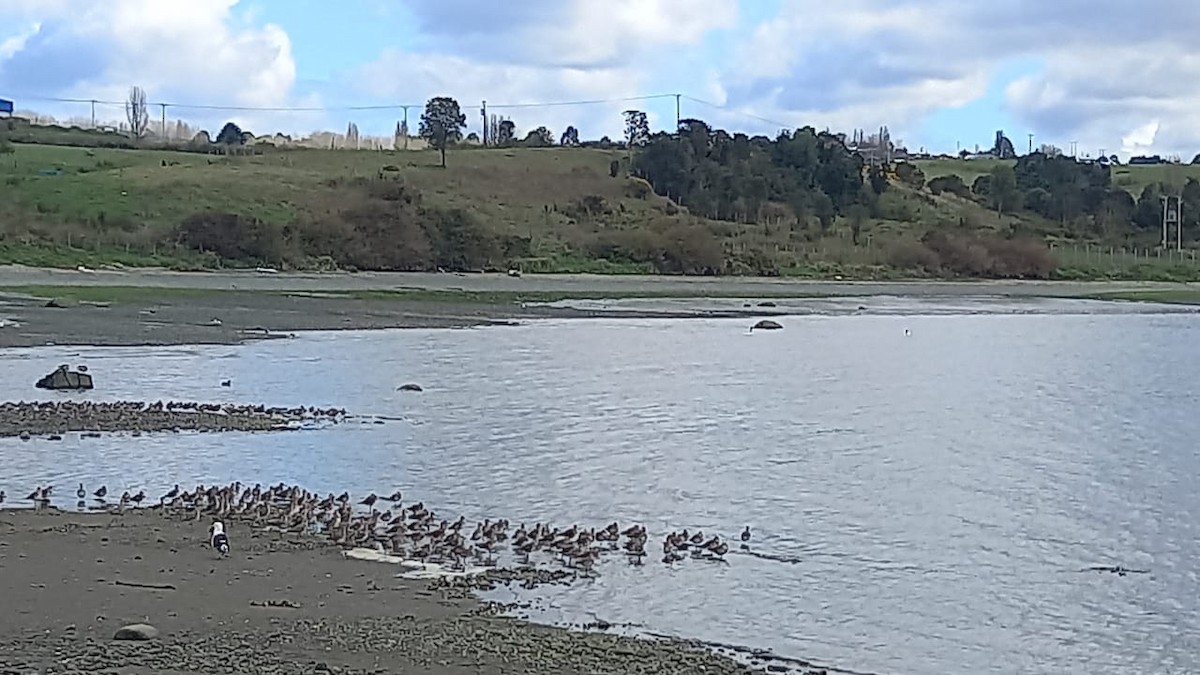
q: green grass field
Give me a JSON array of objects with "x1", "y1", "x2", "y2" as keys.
[{"x1": 3, "y1": 132, "x2": 1200, "y2": 280}]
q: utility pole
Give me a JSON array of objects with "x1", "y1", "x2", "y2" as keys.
[
  {"x1": 1028, "y1": 133, "x2": 1034, "y2": 154},
  {"x1": 1069, "y1": 140, "x2": 1078, "y2": 157},
  {"x1": 159, "y1": 103, "x2": 167, "y2": 141},
  {"x1": 90, "y1": 100, "x2": 96, "y2": 129},
  {"x1": 481, "y1": 100, "x2": 487, "y2": 147},
  {"x1": 402, "y1": 106, "x2": 410, "y2": 150},
  {"x1": 674, "y1": 93, "x2": 681, "y2": 131},
  {"x1": 1161, "y1": 195, "x2": 1182, "y2": 249}
]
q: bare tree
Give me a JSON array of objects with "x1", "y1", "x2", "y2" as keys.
[{"x1": 125, "y1": 86, "x2": 149, "y2": 138}]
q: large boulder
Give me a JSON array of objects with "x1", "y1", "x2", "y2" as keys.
[
  {"x1": 113, "y1": 623, "x2": 159, "y2": 641},
  {"x1": 751, "y1": 319, "x2": 783, "y2": 331},
  {"x1": 36, "y1": 364, "x2": 94, "y2": 390}
]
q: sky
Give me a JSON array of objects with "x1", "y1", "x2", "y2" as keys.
[{"x1": 1, "y1": 0, "x2": 1197, "y2": 158}]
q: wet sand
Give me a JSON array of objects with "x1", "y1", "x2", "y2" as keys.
[
  {"x1": 0, "y1": 287, "x2": 780, "y2": 349},
  {"x1": 0, "y1": 266, "x2": 1186, "y2": 349},
  {"x1": 0, "y1": 508, "x2": 785, "y2": 674}
]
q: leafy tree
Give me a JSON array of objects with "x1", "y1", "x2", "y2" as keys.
[
  {"x1": 987, "y1": 164, "x2": 1020, "y2": 216},
  {"x1": 928, "y1": 174, "x2": 970, "y2": 198},
  {"x1": 523, "y1": 126, "x2": 554, "y2": 147},
  {"x1": 418, "y1": 96, "x2": 467, "y2": 167},
  {"x1": 867, "y1": 164, "x2": 888, "y2": 195},
  {"x1": 632, "y1": 121, "x2": 870, "y2": 226},
  {"x1": 622, "y1": 110, "x2": 649, "y2": 149},
  {"x1": 560, "y1": 125, "x2": 580, "y2": 146},
  {"x1": 496, "y1": 119, "x2": 516, "y2": 147},
  {"x1": 894, "y1": 162, "x2": 925, "y2": 189},
  {"x1": 971, "y1": 175, "x2": 991, "y2": 198},
  {"x1": 1183, "y1": 178, "x2": 1200, "y2": 230},
  {"x1": 1133, "y1": 183, "x2": 1164, "y2": 230},
  {"x1": 215, "y1": 122, "x2": 245, "y2": 145}
]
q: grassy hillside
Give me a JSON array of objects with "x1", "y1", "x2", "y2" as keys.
[{"x1": 2, "y1": 126, "x2": 1200, "y2": 280}]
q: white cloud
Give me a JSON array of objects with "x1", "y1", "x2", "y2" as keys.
[
  {"x1": 0, "y1": 22, "x2": 40, "y2": 60},
  {"x1": 351, "y1": 0, "x2": 734, "y2": 139},
  {"x1": 7, "y1": 0, "x2": 1200, "y2": 156},
  {"x1": 1121, "y1": 120, "x2": 1161, "y2": 156},
  {"x1": 719, "y1": 0, "x2": 1200, "y2": 157},
  {"x1": 0, "y1": 0, "x2": 317, "y2": 135}
]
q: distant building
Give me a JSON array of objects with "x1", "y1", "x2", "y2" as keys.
[{"x1": 1129, "y1": 155, "x2": 1166, "y2": 165}]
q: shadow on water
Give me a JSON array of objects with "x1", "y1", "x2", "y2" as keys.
[{"x1": 2, "y1": 307, "x2": 1199, "y2": 675}]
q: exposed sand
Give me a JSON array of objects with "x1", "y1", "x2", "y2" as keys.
[
  {"x1": 0, "y1": 265, "x2": 1188, "y2": 348},
  {"x1": 0, "y1": 508, "x2": 791, "y2": 675}
]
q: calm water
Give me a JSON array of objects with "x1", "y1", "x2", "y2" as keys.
[{"x1": 3, "y1": 297, "x2": 1200, "y2": 675}]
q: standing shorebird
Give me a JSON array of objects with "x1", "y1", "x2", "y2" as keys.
[
  {"x1": 76, "y1": 483, "x2": 86, "y2": 500},
  {"x1": 210, "y1": 521, "x2": 230, "y2": 558},
  {"x1": 93, "y1": 485, "x2": 107, "y2": 499}
]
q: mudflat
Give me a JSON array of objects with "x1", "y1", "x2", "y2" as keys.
[{"x1": 0, "y1": 508, "x2": 779, "y2": 675}]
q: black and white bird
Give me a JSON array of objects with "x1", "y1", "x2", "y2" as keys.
[
  {"x1": 76, "y1": 483, "x2": 86, "y2": 500},
  {"x1": 210, "y1": 521, "x2": 230, "y2": 558}
]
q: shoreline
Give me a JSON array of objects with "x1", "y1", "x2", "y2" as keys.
[
  {"x1": 1, "y1": 264, "x2": 1198, "y2": 296},
  {"x1": 0, "y1": 505, "x2": 803, "y2": 674},
  {"x1": 1, "y1": 266, "x2": 1196, "y2": 349}
]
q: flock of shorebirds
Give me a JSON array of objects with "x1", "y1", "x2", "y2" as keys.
[
  {"x1": 3, "y1": 481, "x2": 753, "y2": 571},
  {"x1": 0, "y1": 399, "x2": 346, "y2": 418}
]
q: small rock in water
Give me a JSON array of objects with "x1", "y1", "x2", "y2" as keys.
[
  {"x1": 751, "y1": 319, "x2": 783, "y2": 331},
  {"x1": 35, "y1": 364, "x2": 94, "y2": 390},
  {"x1": 113, "y1": 623, "x2": 159, "y2": 641},
  {"x1": 397, "y1": 383, "x2": 423, "y2": 392}
]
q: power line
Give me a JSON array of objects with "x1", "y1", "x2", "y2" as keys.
[
  {"x1": 681, "y1": 95, "x2": 792, "y2": 130},
  {"x1": 5, "y1": 92, "x2": 683, "y2": 114},
  {"x1": 488, "y1": 93, "x2": 677, "y2": 110}
]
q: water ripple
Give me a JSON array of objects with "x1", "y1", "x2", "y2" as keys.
[{"x1": 2, "y1": 311, "x2": 1199, "y2": 674}]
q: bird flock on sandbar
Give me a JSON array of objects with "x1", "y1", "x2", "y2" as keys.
[{"x1": 6, "y1": 481, "x2": 752, "y2": 573}]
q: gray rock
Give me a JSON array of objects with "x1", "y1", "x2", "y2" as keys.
[
  {"x1": 397, "y1": 383, "x2": 423, "y2": 392},
  {"x1": 35, "y1": 364, "x2": 94, "y2": 390},
  {"x1": 113, "y1": 623, "x2": 159, "y2": 641},
  {"x1": 751, "y1": 319, "x2": 783, "y2": 331}
]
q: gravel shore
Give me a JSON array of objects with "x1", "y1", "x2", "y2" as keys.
[
  {"x1": 0, "y1": 508, "x2": 791, "y2": 675},
  {"x1": 0, "y1": 401, "x2": 346, "y2": 438}
]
